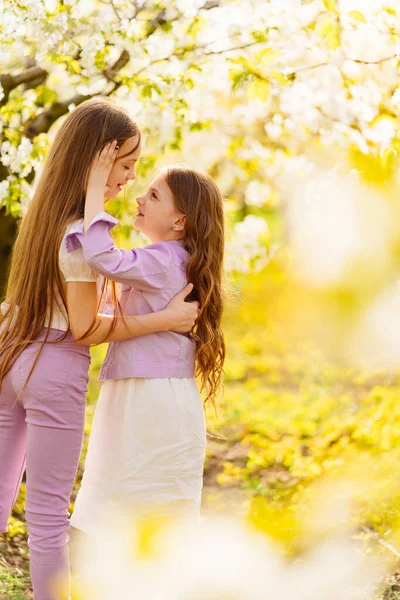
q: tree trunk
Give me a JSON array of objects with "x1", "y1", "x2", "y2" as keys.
[{"x1": 0, "y1": 209, "x2": 17, "y2": 299}]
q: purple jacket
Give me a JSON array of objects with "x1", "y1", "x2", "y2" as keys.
[{"x1": 65, "y1": 212, "x2": 196, "y2": 380}]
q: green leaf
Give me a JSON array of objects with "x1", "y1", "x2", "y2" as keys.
[
  {"x1": 247, "y1": 80, "x2": 270, "y2": 102},
  {"x1": 384, "y1": 6, "x2": 396, "y2": 15},
  {"x1": 140, "y1": 84, "x2": 153, "y2": 99},
  {"x1": 229, "y1": 68, "x2": 250, "y2": 90},
  {"x1": 252, "y1": 30, "x2": 269, "y2": 43},
  {"x1": 188, "y1": 62, "x2": 202, "y2": 72},
  {"x1": 348, "y1": 10, "x2": 367, "y2": 23},
  {"x1": 189, "y1": 120, "x2": 211, "y2": 132},
  {"x1": 255, "y1": 48, "x2": 278, "y2": 67},
  {"x1": 322, "y1": 0, "x2": 338, "y2": 12},
  {"x1": 316, "y1": 17, "x2": 340, "y2": 50},
  {"x1": 230, "y1": 56, "x2": 254, "y2": 71},
  {"x1": 381, "y1": 147, "x2": 398, "y2": 171},
  {"x1": 160, "y1": 21, "x2": 173, "y2": 32},
  {"x1": 269, "y1": 70, "x2": 287, "y2": 85}
]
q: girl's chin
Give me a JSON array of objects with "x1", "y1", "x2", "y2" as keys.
[{"x1": 105, "y1": 193, "x2": 118, "y2": 201}]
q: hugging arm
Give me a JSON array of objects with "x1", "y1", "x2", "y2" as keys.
[{"x1": 66, "y1": 281, "x2": 198, "y2": 346}]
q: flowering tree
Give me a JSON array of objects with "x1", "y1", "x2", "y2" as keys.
[{"x1": 1, "y1": 0, "x2": 400, "y2": 293}]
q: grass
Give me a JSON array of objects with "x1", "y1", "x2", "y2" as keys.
[{"x1": 0, "y1": 561, "x2": 31, "y2": 600}]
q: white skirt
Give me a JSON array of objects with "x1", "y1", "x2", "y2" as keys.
[{"x1": 71, "y1": 377, "x2": 207, "y2": 533}]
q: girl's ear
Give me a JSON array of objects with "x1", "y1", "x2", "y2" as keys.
[{"x1": 173, "y1": 215, "x2": 185, "y2": 231}]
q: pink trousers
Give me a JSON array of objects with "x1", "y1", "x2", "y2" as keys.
[{"x1": 0, "y1": 330, "x2": 90, "y2": 600}]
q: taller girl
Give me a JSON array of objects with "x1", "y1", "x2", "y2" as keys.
[{"x1": 0, "y1": 99, "x2": 198, "y2": 600}]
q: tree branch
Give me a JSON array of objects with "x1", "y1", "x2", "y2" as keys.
[
  {"x1": 140, "y1": 0, "x2": 221, "y2": 36},
  {"x1": 129, "y1": 0, "x2": 141, "y2": 19},
  {"x1": 6, "y1": 66, "x2": 47, "y2": 89},
  {"x1": 350, "y1": 53, "x2": 400, "y2": 65},
  {"x1": 362, "y1": 526, "x2": 400, "y2": 559},
  {"x1": 23, "y1": 58, "x2": 48, "y2": 92},
  {"x1": 284, "y1": 52, "x2": 400, "y2": 80},
  {"x1": 134, "y1": 38, "x2": 265, "y2": 77},
  {"x1": 23, "y1": 48, "x2": 130, "y2": 138},
  {"x1": 0, "y1": 66, "x2": 48, "y2": 107},
  {"x1": 24, "y1": 94, "x2": 91, "y2": 138},
  {"x1": 202, "y1": 0, "x2": 220, "y2": 8},
  {"x1": 102, "y1": 49, "x2": 130, "y2": 82},
  {"x1": 110, "y1": 0, "x2": 123, "y2": 22},
  {"x1": 203, "y1": 40, "x2": 270, "y2": 56}
]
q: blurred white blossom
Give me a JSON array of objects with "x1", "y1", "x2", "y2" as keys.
[
  {"x1": 245, "y1": 180, "x2": 272, "y2": 207},
  {"x1": 226, "y1": 215, "x2": 271, "y2": 273},
  {"x1": 285, "y1": 165, "x2": 396, "y2": 287},
  {"x1": 74, "y1": 512, "x2": 385, "y2": 600},
  {"x1": 349, "y1": 280, "x2": 400, "y2": 370},
  {"x1": 0, "y1": 180, "x2": 10, "y2": 205}
]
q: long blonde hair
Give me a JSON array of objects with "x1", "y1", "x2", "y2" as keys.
[
  {"x1": 0, "y1": 98, "x2": 140, "y2": 389},
  {"x1": 164, "y1": 166, "x2": 225, "y2": 406}
]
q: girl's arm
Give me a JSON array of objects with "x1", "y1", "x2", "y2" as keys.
[
  {"x1": 66, "y1": 281, "x2": 198, "y2": 346},
  {"x1": 66, "y1": 215, "x2": 173, "y2": 290},
  {"x1": 65, "y1": 141, "x2": 172, "y2": 290}
]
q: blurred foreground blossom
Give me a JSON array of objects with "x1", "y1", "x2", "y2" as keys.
[
  {"x1": 69, "y1": 511, "x2": 387, "y2": 600},
  {"x1": 285, "y1": 164, "x2": 396, "y2": 288},
  {"x1": 349, "y1": 280, "x2": 400, "y2": 370},
  {"x1": 225, "y1": 215, "x2": 273, "y2": 274},
  {"x1": 267, "y1": 152, "x2": 400, "y2": 370}
]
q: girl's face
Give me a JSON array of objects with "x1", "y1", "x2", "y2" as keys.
[
  {"x1": 105, "y1": 136, "x2": 141, "y2": 199},
  {"x1": 134, "y1": 172, "x2": 185, "y2": 243}
]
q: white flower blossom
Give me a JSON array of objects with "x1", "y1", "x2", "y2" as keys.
[
  {"x1": 1, "y1": 138, "x2": 33, "y2": 176},
  {"x1": 0, "y1": 180, "x2": 10, "y2": 205},
  {"x1": 80, "y1": 33, "x2": 106, "y2": 73},
  {"x1": 245, "y1": 180, "x2": 272, "y2": 207},
  {"x1": 365, "y1": 115, "x2": 396, "y2": 145},
  {"x1": 226, "y1": 216, "x2": 270, "y2": 273}
]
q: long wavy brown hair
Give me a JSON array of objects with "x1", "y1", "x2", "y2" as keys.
[
  {"x1": 164, "y1": 166, "x2": 225, "y2": 406},
  {"x1": 0, "y1": 97, "x2": 140, "y2": 390}
]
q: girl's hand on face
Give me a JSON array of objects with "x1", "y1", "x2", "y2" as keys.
[
  {"x1": 164, "y1": 283, "x2": 200, "y2": 332},
  {"x1": 87, "y1": 140, "x2": 119, "y2": 198}
]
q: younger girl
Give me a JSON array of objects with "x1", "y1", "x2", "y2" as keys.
[
  {"x1": 0, "y1": 100, "x2": 198, "y2": 600},
  {"x1": 67, "y1": 142, "x2": 225, "y2": 528}
]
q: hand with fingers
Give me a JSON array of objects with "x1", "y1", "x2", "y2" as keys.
[
  {"x1": 85, "y1": 140, "x2": 119, "y2": 230},
  {"x1": 164, "y1": 283, "x2": 200, "y2": 333},
  {"x1": 87, "y1": 140, "x2": 119, "y2": 198}
]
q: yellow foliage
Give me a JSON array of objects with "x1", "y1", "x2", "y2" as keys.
[
  {"x1": 349, "y1": 145, "x2": 399, "y2": 186},
  {"x1": 247, "y1": 79, "x2": 270, "y2": 102},
  {"x1": 6, "y1": 516, "x2": 26, "y2": 537},
  {"x1": 322, "y1": 0, "x2": 338, "y2": 12},
  {"x1": 249, "y1": 496, "x2": 301, "y2": 550},
  {"x1": 316, "y1": 17, "x2": 341, "y2": 50},
  {"x1": 348, "y1": 10, "x2": 367, "y2": 23},
  {"x1": 255, "y1": 48, "x2": 278, "y2": 67},
  {"x1": 384, "y1": 6, "x2": 397, "y2": 16},
  {"x1": 134, "y1": 515, "x2": 169, "y2": 559}
]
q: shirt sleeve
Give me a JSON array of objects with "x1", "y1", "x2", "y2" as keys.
[
  {"x1": 64, "y1": 211, "x2": 173, "y2": 291},
  {"x1": 59, "y1": 223, "x2": 98, "y2": 283}
]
